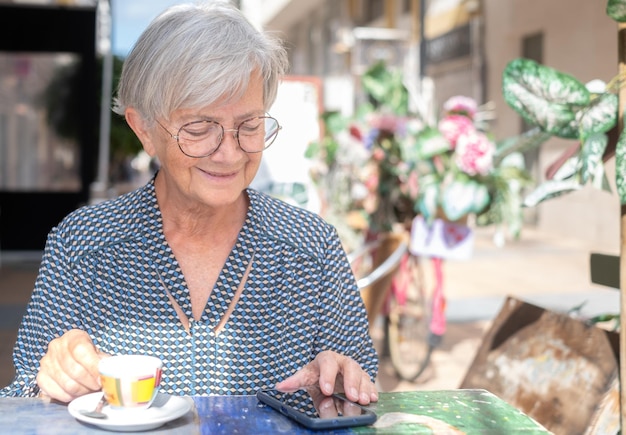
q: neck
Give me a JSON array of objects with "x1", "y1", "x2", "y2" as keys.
[{"x1": 155, "y1": 178, "x2": 248, "y2": 240}]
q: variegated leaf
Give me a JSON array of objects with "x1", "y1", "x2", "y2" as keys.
[
  {"x1": 607, "y1": 0, "x2": 626, "y2": 22},
  {"x1": 502, "y1": 58, "x2": 590, "y2": 139},
  {"x1": 551, "y1": 155, "x2": 580, "y2": 181},
  {"x1": 361, "y1": 61, "x2": 409, "y2": 115},
  {"x1": 579, "y1": 133, "x2": 608, "y2": 184},
  {"x1": 575, "y1": 93, "x2": 618, "y2": 140},
  {"x1": 523, "y1": 179, "x2": 582, "y2": 207},
  {"x1": 412, "y1": 127, "x2": 452, "y2": 160},
  {"x1": 615, "y1": 128, "x2": 626, "y2": 204},
  {"x1": 590, "y1": 164, "x2": 611, "y2": 192},
  {"x1": 494, "y1": 127, "x2": 552, "y2": 165},
  {"x1": 417, "y1": 179, "x2": 440, "y2": 220},
  {"x1": 441, "y1": 178, "x2": 490, "y2": 220}
]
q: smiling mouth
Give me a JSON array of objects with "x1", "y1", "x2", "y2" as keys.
[{"x1": 200, "y1": 168, "x2": 237, "y2": 178}]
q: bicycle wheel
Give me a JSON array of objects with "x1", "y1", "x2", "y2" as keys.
[{"x1": 386, "y1": 253, "x2": 432, "y2": 381}]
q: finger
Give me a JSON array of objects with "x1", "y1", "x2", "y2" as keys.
[
  {"x1": 363, "y1": 375, "x2": 379, "y2": 403},
  {"x1": 329, "y1": 355, "x2": 376, "y2": 405},
  {"x1": 306, "y1": 384, "x2": 327, "y2": 410},
  {"x1": 71, "y1": 340, "x2": 104, "y2": 389},
  {"x1": 275, "y1": 364, "x2": 319, "y2": 392},
  {"x1": 332, "y1": 356, "x2": 362, "y2": 402},
  {"x1": 36, "y1": 362, "x2": 94, "y2": 404},
  {"x1": 48, "y1": 342, "x2": 101, "y2": 392},
  {"x1": 40, "y1": 356, "x2": 93, "y2": 398},
  {"x1": 356, "y1": 372, "x2": 376, "y2": 405},
  {"x1": 317, "y1": 396, "x2": 339, "y2": 419},
  {"x1": 36, "y1": 371, "x2": 74, "y2": 403},
  {"x1": 316, "y1": 351, "x2": 340, "y2": 396},
  {"x1": 340, "y1": 399, "x2": 364, "y2": 417},
  {"x1": 64, "y1": 354, "x2": 102, "y2": 392},
  {"x1": 38, "y1": 330, "x2": 102, "y2": 400}
]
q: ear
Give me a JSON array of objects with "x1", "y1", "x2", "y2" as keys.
[{"x1": 125, "y1": 108, "x2": 157, "y2": 157}]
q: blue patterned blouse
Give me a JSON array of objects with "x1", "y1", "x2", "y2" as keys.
[{"x1": 0, "y1": 179, "x2": 378, "y2": 397}]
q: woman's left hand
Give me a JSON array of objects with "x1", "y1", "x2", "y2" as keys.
[{"x1": 275, "y1": 350, "x2": 378, "y2": 405}]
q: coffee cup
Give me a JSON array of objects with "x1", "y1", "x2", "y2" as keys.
[{"x1": 98, "y1": 355, "x2": 163, "y2": 410}]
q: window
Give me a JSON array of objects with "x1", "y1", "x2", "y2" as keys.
[{"x1": 0, "y1": 52, "x2": 82, "y2": 191}]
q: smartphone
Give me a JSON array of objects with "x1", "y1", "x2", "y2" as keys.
[{"x1": 256, "y1": 386, "x2": 377, "y2": 430}]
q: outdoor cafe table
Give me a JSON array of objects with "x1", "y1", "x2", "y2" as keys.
[{"x1": 0, "y1": 389, "x2": 551, "y2": 434}]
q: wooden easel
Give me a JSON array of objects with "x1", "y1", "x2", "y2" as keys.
[{"x1": 618, "y1": 21, "x2": 626, "y2": 432}]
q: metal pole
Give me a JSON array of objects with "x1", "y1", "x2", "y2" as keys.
[{"x1": 418, "y1": 0, "x2": 426, "y2": 78}]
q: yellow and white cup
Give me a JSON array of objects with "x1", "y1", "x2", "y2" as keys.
[{"x1": 98, "y1": 355, "x2": 163, "y2": 410}]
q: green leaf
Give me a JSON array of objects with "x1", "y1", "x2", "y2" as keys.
[
  {"x1": 579, "y1": 133, "x2": 608, "y2": 184},
  {"x1": 417, "y1": 178, "x2": 440, "y2": 221},
  {"x1": 551, "y1": 155, "x2": 580, "y2": 181},
  {"x1": 523, "y1": 179, "x2": 582, "y2": 207},
  {"x1": 412, "y1": 127, "x2": 451, "y2": 160},
  {"x1": 502, "y1": 58, "x2": 590, "y2": 138},
  {"x1": 361, "y1": 61, "x2": 409, "y2": 115},
  {"x1": 607, "y1": 0, "x2": 626, "y2": 22},
  {"x1": 615, "y1": 128, "x2": 626, "y2": 204},
  {"x1": 575, "y1": 93, "x2": 618, "y2": 141},
  {"x1": 494, "y1": 127, "x2": 552, "y2": 165},
  {"x1": 441, "y1": 178, "x2": 490, "y2": 220},
  {"x1": 591, "y1": 165, "x2": 611, "y2": 192},
  {"x1": 322, "y1": 111, "x2": 349, "y2": 135}
]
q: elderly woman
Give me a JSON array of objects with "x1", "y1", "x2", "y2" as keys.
[{"x1": 0, "y1": 1, "x2": 378, "y2": 405}]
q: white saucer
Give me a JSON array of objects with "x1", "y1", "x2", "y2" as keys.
[{"x1": 68, "y1": 392, "x2": 192, "y2": 432}]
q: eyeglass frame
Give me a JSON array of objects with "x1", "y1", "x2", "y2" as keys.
[{"x1": 155, "y1": 115, "x2": 281, "y2": 158}]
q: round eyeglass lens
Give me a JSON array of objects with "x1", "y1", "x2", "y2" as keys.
[{"x1": 238, "y1": 117, "x2": 280, "y2": 152}]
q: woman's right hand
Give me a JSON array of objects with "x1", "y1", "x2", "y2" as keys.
[{"x1": 36, "y1": 329, "x2": 108, "y2": 403}]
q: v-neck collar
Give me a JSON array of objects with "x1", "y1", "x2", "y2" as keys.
[{"x1": 139, "y1": 180, "x2": 262, "y2": 328}]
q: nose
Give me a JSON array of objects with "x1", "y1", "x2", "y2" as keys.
[
  {"x1": 218, "y1": 128, "x2": 240, "y2": 150},
  {"x1": 214, "y1": 127, "x2": 241, "y2": 155}
]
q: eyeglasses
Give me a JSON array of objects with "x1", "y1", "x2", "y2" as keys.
[{"x1": 156, "y1": 115, "x2": 281, "y2": 158}]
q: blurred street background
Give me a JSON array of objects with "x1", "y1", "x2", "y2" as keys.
[{"x1": 0, "y1": 2, "x2": 622, "y2": 433}]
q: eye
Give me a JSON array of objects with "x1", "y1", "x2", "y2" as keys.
[
  {"x1": 180, "y1": 120, "x2": 221, "y2": 141},
  {"x1": 238, "y1": 119, "x2": 264, "y2": 136}
]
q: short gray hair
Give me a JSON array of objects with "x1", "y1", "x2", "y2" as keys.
[{"x1": 112, "y1": 1, "x2": 289, "y2": 122}]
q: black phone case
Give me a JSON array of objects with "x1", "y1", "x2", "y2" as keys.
[{"x1": 256, "y1": 389, "x2": 377, "y2": 430}]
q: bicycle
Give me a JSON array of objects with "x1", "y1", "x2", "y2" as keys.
[{"x1": 348, "y1": 230, "x2": 448, "y2": 382}]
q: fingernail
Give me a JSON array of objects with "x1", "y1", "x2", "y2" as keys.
[
  {"x1": 350, "y1": 387, "x2": 358, "y2": 399},
  {"x1": 371, "y1": 391, "x2": 379, "y2": 401},
  {"x1": 324, "y1": 383, "x2": 333, "y2": 395},
  {"x1": 360, "y1": 392, "x2": 370, "y2": 403}
]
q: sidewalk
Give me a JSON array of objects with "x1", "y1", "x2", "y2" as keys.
[{"x1": 0, "y1": 226, "x2": 619, "y2": 391}]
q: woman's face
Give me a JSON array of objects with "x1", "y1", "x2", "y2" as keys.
[{"x1": 139, "y1": 73, "x2": 267, "y2": 211}]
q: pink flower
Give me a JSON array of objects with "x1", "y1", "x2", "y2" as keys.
[
  {"x1": 443, "y1": 96, "x2": 478, "y2": 119},
  {"x1": 372, "y1": 148, "x2": 386, "y2": 162},
  {"x1": 406, "y1": 171, "x2": 420, "y2": 199},
  {"x1": 454, "y1": 131, "x2": 495, "y2": 176},
  {"x1": 365, "y1": 172, "x2": 379, "y2": 190},
  {"x1": 438, "y1": 115, "x2": 475, "y2": 148}
]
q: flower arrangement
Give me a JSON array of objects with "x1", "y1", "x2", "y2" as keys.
[
  {"x1": 307, "y1": 61, "x2": 535, "y2": 245},
  {"x1": 406, "y1": 94, "x2": 536, "y2": 239}
]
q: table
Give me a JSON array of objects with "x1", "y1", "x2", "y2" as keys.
[{"x1": 0, "y1": 389, "x2": 551, "y2": 434}]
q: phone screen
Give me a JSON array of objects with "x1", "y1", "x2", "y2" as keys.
[{"x1": 256, "y1": 386, "x2": 377, "y2": 430}]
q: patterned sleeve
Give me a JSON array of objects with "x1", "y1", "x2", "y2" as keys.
[
  {"x1": 313, "y1": 226, "x2": 379, "y2": 381},
  {"x1": 0, "y1": 225, "x2": 81, "y2": 397}
]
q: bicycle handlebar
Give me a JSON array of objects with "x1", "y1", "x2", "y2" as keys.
[{"x1": 349, "y1": 239, "x2": 409, "y2": 290}]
